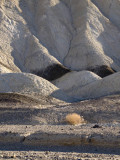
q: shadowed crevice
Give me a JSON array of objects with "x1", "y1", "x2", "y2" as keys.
[
  {"x1": 32, "y1": 64, "x2": 70, "y2": 81},
  {"x1": 88, "y1": 65, "x2": 116, "y2": 78}
]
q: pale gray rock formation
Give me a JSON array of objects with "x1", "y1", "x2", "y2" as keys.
[
  {"x1": 0, "y1": 73, "x2": 74, "y2": 102},
  {"x1": 1, "y1": 0, "x2": 120, "y2": 75},
  {"x1": 0, "y1": 73, "x2": 57, "y2": 94},
  {"x1": 63, "y1": 0, "x2": 120, "y2": 73},
  {"x1": 0, "y1": 50, "x2": 21, "y2": 73},
  {"x1": 69, "y1": 72, "x2": 120, "y2": 100},
  {"x1": 0, "y1": 0, "x2": 120, "y2": 101},
  {"x1": 0, "y1": 0, "x2": 70, "y2": 80},
  {"x1": 21, "y1": 0, "x2": 73, "y2": 63},
  {"x1": 52, "y1": 71, "x2": 101, "y2": 97},
  {"x1": 22, "y1": 35, "x2": 70, "y2": 81},
  {"x1": 52, "y1": 71, "x2": 120, "y2": 100},
  {"x1": 92, "y1": 0, "x2": 120, "y2": 29}
]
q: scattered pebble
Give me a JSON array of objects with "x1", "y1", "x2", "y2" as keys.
[{"x1": 92, "y1": 125, "x2": 102, "y2": 128}]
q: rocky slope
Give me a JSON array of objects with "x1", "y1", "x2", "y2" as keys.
[{"x1": 0, "y1": 0, "x2": 120, "y2": 102}]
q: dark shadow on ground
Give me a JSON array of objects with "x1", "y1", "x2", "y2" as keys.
[{"x1": 0, "y1": 143, "x2": 120, "y2": 155}]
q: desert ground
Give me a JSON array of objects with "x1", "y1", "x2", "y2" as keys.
[{"x1": 0, "y1": 93, "x2": 120, "y2": 159}]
